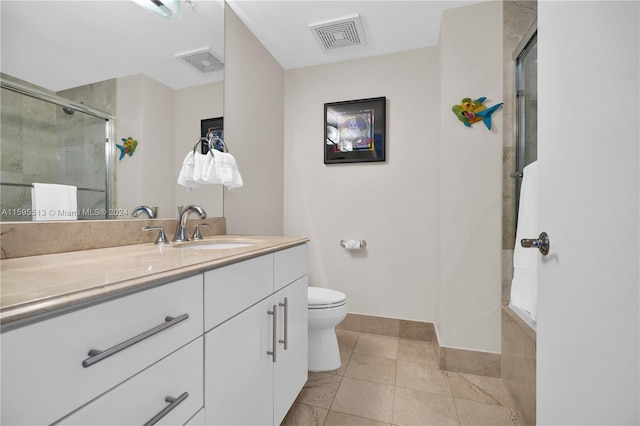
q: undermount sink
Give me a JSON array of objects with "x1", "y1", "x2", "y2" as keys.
[{"x1": 177, "y1": 241, "x2": 256, "y2": 250}]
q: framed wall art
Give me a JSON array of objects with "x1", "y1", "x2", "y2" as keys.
[
  {"x1": 324, "y1": 96, "x2": 386, "y2": 164},
  {"x1": 200, "y1": 117, "x2": 224, "y2": 154}
]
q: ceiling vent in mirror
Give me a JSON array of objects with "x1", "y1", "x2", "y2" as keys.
[
  {"x1": 309, "y1": 14, "x2": 366, "y2": 51},
  {"x1": 175, "y1": 48, "x2": 224, "y2": 73}
]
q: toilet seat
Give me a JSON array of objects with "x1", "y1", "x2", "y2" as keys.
[{"x1": 308, "y1": 287, "x2": 346, "y2": 309}]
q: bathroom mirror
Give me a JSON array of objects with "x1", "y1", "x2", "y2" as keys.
[{"x1": 0, "y1": 0, "x2": 224, "y2": 221}]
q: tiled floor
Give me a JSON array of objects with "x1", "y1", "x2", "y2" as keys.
[{"x1": 282, "y1": 330, "x2": 526, "y2": 426}]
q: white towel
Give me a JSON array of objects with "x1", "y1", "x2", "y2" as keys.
[
  {"x1": 214, "y1": 152, "x2": 243, "y2": 189},
  {"x1": 177, "y1": 150, "x2": 243, "y2": 190},
  {"x1": 177, "y1": 151, "x2": 200, "y2": 189},
  {"x1": 31, "y1": 183, "x2": 77, "y2": 221},
  {"x1": 510, "y1": 161, "x2": 538, "y2": 320}
]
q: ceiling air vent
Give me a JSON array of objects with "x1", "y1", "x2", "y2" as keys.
[
  {"x1": 309, "y1": 14, "x2": 366, "y2": 51},
  {"x1": 175, "y1": 48, "x2": 224, "y2": 73}
]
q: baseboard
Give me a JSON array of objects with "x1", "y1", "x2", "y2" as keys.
[{"x1": 338, "y1": 313, "x2": 501, "y2": 378}]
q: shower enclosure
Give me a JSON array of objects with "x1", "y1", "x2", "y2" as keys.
[
  {"x1": 0, "y1": 78, "x2": 115, "y2": 221},
  {"x1": 513, "y1": 24, "x2": 538, "y2": 212}
]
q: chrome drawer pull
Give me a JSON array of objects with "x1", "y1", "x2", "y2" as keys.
[
  {"x1": 143, "y1": 391, "x2": 189, "y2": 426},
  {"x1": 278, "y1": 297, "x2": 288, "y2": 350},
  {"x1": 82, "y1": 314, "x2": 189, "y2": 368},
  {"x1": 267, "y1": 305, "x2": 277, "y2": 363}
]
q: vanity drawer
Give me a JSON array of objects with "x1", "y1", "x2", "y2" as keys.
[
  {"x1": 274, "y1": 244, "x2": 308, "y2": 291},
  {"x1": 58, "y1": 337, "x2": 204, "y2": 425},
  {"x1": 0, "y1": 274, "x2": 203, "y2": 426},
  {"x1": 204, "y1": 254, "x2": 273, "y2": 331}
]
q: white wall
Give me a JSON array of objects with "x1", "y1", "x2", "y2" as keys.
[
  {"x1": 224, "y1": 5, "x2": 285, "y2": 236},
  {"x1": 284, "y1": 47, "x2": 439, "y2": 322},
  {"x1": 436, "y1": 1, "x2": 503, "y2": 353},
  {"x1": 116, "y1": 74, "x2": 176, "y2": 218},
  {"x1": 174, "y1": 82, "x2": 224, "y2": 218}
]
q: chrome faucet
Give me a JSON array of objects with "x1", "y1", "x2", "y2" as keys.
[
  {"x1": 132, "y1": 205, "x2": 157, "y2": 218},
  {"x1": 173, "y1": 205, "x2": 207, "y2": 242}
]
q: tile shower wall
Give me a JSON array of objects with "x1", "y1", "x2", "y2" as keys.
[
  {"x1": 502, "y1": 1, "x2": 537, "y2": 304},
  {"x1": 0, "y1": 75, "x2": 115, "y2": 221}
]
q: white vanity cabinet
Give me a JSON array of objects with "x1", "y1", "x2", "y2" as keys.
[
  {"x1": 0, "y1": 275, "x2": 204, "y2": 426},
  {"x1": 204, "y1": 245, "x2": 309, "y2": 425},
  {"x1": 0, "y1": 242, "x2": 308, "y2": 426}
]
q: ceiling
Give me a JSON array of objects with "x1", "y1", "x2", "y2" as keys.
[
  {"x1": 0, "y1": 0, "x2": 484, "y2": 92},
  {"x1": 227, "y1": 0, "x2": 484, "y2": 70}
]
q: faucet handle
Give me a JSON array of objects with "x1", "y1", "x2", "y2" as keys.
[
  {"x1": 192, "y1": 223, "x2": 209, "y2": 240},
  {"x1": 141, "y1": 226, "x2": 169, "y2": 244}
]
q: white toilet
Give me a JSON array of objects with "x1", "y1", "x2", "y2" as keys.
[{"x1": 307, "y1": 287, "x2": 348, "y2": 372}]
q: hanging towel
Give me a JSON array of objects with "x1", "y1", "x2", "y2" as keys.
[
  {"x1": 177, "y1": 149, "x2": 243, "y2": 190},
  {"x1": 510, "y1": 161, "x2": 538, "y2": 320},
  {"x1": 214, "y1": 152, "x2": 243, "y2": 189},
  {"x1": 31, "y1": 183, "x2": 77, "y2": 221},
  {"x1": 177, "y1": 151, "x2": 200, "y2": 189}
]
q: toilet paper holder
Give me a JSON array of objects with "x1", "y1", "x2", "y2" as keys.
[{"x1": 340, "y1": 239, "x2": 367, "y2": 249}]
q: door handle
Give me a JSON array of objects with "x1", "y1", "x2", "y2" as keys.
[{"x1": 521, "y1": 232, "x2": 550, "y2": 255}]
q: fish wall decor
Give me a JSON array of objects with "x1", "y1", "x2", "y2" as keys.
[
  {"x1": 116, "y1": 137, "x2": 138, "y2": 160},
  {"x1": 452, "y1": 97, "x2": 503, "y2": 130}
]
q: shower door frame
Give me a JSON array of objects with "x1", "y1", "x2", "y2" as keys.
[{"x1": 513, "y1": 19, "x2": 538, "y2": 215}]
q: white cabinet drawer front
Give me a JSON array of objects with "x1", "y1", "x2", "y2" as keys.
[
  {"x1": 274, "y1": 244, "x2": 308, "y2": 291},
  {"x1": 1, "y1": 275, "x2": 203, "y2": 426},
  {"x1": 58, "y1": 337, "x2": 204, "y2": 426},
  {"x1": 204, "y1": 254, "x2": 273, "y2": 331}
]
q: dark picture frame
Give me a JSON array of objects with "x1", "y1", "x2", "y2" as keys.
[
  {"x1": 324, "y1": 97, "x2": 386, "y2": 164},
  {"x1": 200, "y1": 117, "x2": 224, "y2": 155}
]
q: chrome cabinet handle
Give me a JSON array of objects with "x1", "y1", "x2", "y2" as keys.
[
  {"x1": 278, "y1": 297, "x2": 288, "y2": 350},
  {"x1": 143, "y1": 392, "x2": 189, "y2": 426},
  {"x1": 82, "y1": 314, "x2": 189, "y2": 368},
  {"x1": 521, "y1": 232, "x2": 550, "y2": 256},
  {"x1": 267, "y1": 305, "x2": 277, "y2": 363}
]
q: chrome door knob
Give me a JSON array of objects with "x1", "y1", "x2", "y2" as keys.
[{"x1": 521, "y1": 232, "x2": 550, "y2": 255}]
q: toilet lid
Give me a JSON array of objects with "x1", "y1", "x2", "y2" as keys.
[{"x1": 308, "y1": 287, "x2": 346, "y2": 309}]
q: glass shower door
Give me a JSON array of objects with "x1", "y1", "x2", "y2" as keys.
[{"x1": 515, "y1": 31, "x2": 538, "y2": 211}]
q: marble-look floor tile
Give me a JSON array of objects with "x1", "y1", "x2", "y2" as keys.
[
  {"x1": 454, "y1": 398, "x2": 526, "y2": 426},
  {"x1": 344, "y1": 353, "x2": 397, "y2": 385},
  {"x1": 324, "y1": 410, "x2": 392, "y2": 426},
  {"x1": 331, "y1": 377, "x2": 395, "y2": 423},
  {"x1": 326, "y1": 350, "x2": 352, "y2": 376},
  {"x1": 392, "y1": 387, "x2": 458, "y2": 426},
  {"x1": 447, "y1": 371, "x2": 516, "y2": 407},
  {"x1": 281, "y1": 403, "x2": 328, "y2": 426},
  {"x1": 397, "y1": 338, "x2": 438, "y2": 366},
  {"x1": 337, "y1": 329, "x2": 360, "y2": 353},
  {"x1": 395, "y1": 359, "x2": 451, "y2": 396},
  {"x1": 295, "y1": 372, "x2": 342, "y2": 409},
  {"x1": 353, "y1": 333, "x2": 399, "y2": 359}
]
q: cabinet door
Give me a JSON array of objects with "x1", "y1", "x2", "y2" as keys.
[
  {"x1": 204, "y1": 297, "x2": 274, "y2": 425},
  {"x1": 58, "y1": 338, "x2": 203, "y2": 426},
  {"x1": 274, "y1": 276, "x2": 309, "y2": 425}
]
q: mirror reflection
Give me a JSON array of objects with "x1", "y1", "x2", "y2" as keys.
[{"x1": 0, "y1": 0, "x2": 224, "y2": 221}]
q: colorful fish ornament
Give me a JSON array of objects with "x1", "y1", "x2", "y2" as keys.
[
  {"x1": 452, "y1": 97, "x2": 503, "y2": 130},
  {"x1": 116, "y1": 137, "x2": 138, "y2": 160}
]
